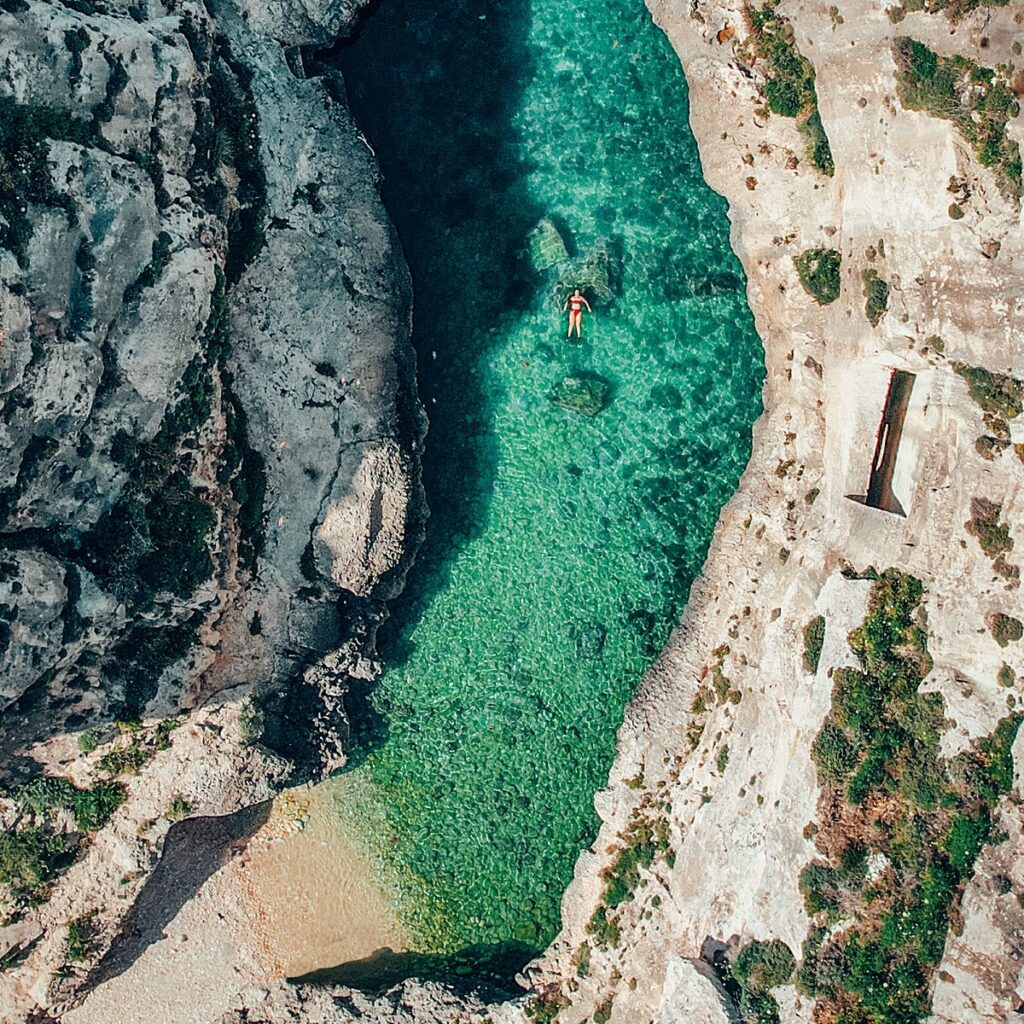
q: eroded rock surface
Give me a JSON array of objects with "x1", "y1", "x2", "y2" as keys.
[{"x1": 0, "y1": 0, "x2": 422, "y2": 1017}]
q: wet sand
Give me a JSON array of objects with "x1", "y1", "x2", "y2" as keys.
[{"x1": 240, "y1": 782, "x2": 408, "y2": 979}]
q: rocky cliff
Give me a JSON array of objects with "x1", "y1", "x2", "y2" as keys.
[{"x1": 0, "y1": 0, "x2": 423, "y2": 1016}]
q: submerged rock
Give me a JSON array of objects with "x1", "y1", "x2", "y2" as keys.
[
  {"x1": 549, "y1": 373, "x2": 611, "y2": 417},
  {"x1": 527, "y1": 217, "x2": 569, "y2": 272}
]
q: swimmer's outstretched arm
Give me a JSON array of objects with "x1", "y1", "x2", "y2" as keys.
[{"x1": 581, "y1": 296, "x2": 592, "y2": 311}]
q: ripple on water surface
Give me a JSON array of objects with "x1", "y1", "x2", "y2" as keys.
[{"x1": 325, "y1": 0, "x2": 766, "y2": 955}]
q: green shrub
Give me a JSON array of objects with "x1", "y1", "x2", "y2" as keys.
[
  {"x1": 525, "y1": 993, "x2": 568, "y2": 1024},
  {"x1": 812, "y1": 723, "x2": 857, "y2": 783},
  {"x1": 77, "y1": 730, "x2": 98, "y2": 754},
  {"x1": 862, "y1": 269, "x2": 890, "y2": 326},
  {"x1": 123, "y1": 231, "x2": 174, "y2": 305},
  {"x1": 952, "y1": 362, "x2": 1024, "y2": 419},
  {"x1": 940, "y1": 812, "x2": 992, "y2": 876},
  {"x1": 793, "y1": 250, "x2": 841, "y2": 305},
  {"x1": 165, "y1": 795, "x2": 192, "y2": 821},
  {"x1": 744, "y1": 0, "x2": 833, "y2": 175},
  {"x1": 586, "y1": 904, "x2": 621, "y2": 947},
  {"x1": 66, "y1": 912, "x2": 96, "y2": 961},
  {"x1": 975, "y1": 713, "x2": 1023, "y2": 797},
  {"x1": 989, "y1": 612, "x2": 1023, "y2": 648},
  {"x1": 239, "y1": 699, "x2": 264, "y2": 746},
  {"x1": 96, "y1": 741, "x2": 152, "y2": 777},
  {"x1": 966, "y1": 497, "x2": 1013, "y2": 560},
  {"x1": 0, "y1": 96, "x2": 105, "y2": 266},
  {"x1": 802, "y1": 614, "x2": 826, "y2": 672},
  {"x1": 894, "y1": 38, "x2": 1021, "y2": 201},
  {"x1": 799, "y1": 109, "x2": 835, "y2": 175},
  {"x1": 0, "y1": 828, "x2": 69, "y2": 907},
  {"x1": 733, "y1": 939, "x2": 796, "y2": 991},
  {"x1": 15, "y1": 776, "x2": 126, "y2": 832},
  {"x1": 593, "y1": 997, "x2": 613, "y2": 1024}
]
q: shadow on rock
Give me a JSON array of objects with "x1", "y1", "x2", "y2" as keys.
[
  {"x1": 82, "y1": 800, "x2": 272, "y2": 993},
  {"x1": 290, "y1": 940, "x2": 536, "y2": 997}
]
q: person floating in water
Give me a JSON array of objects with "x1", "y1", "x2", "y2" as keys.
[{"x1": 563, "y1": 288, "x2": 592, "y2": 339}]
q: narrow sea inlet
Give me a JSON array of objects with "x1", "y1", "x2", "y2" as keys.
[{"x1": 315, "y1": 0, "x2": 764, "y2": 962}]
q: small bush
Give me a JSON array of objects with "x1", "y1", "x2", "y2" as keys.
[
  {"x1": 165, "y1": 795, "x2": 192, "y2": 821},
  {"x1": 77, "y1": 730, "x2": 98, "y2": 754},
  {"x1": 96, "y1": 742, "x2": 152, "y2": 777},
  {"x1": 812, "y1": 723, "x2": 857, "y2": 783},
  {"x1": 966, "y1": 497, "x2": 1013, "y2": 560},
  {"x1": 733, "y1": 939, "x2": 796, "y2": 991},
  {"x1": 989, "y1": 612, "x2": 1023, "y2": 648},
  {"x1": 802, "y1": 615, "x2": 826, "y2": 673},
  {"x1": 793, "y1": 250, "x2": 841, "y2": 304},
  {"x1": 730, "y1": 939, "x2": 795, "y2": 1023},
  {"x1": 862, "y1": 269, "x2": 890, "y2": 326},
  {"x1": 66, "y1": 912, "x2": 96, "y2": 961},
  {"x1": 0, "y1": 828, "x2": 69, "y2": 907},
  {"x1": 953, "y1": 362, "x2": 1024, "y2": 420}
]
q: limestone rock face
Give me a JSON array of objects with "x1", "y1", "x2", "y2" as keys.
[
  {"x1": 655, "y1": 958, "x2": 739, "y2": 1024},
  {"x1": 0, "y1": 0, "x2": 422, "y2": 1017},
  {"x1": 0, "y1": 0, "x2": 423, "y2": 757}
]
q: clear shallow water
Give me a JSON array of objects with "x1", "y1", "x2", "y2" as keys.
[{"x1": 332, "y1": 0, "x2": 765, "y2": 956}]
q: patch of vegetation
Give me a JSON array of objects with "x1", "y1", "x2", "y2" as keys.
[
  {"x1": 587, "y1": 811, "x2": 671, "y2": 947},
  {"x1": 799, "y1": 568, "x2": 1024, "y2": 1023},
  {"x1": 77, "y1": 730, "x2": 99, "y2": 754},
  {"x1": 200, "y1": 47, "x2": 268, "y2": 284},
  {"x1": 728, "y1": 939, "x2": 796, "y2": 1024},
  {"x1": 966, "y1": 496, "x2": 1013, "y2": 564},
  {"x1": 165, "y1": 795, "x2": 192, "y2": 821},
  {"x1": 742, "y1": 0, "x2": 834, "y2": 175},
  {"x1": 15, "y1": 775, "x2": 126, "y2": 832},
  {"x1": 893, "y1": 38, "x2": 1021, "y2": 202},
  {"x1": 793, "y1": 249, "x2": 841, "y2": 305},
  {"x1": 239, "y1": 698, "x2": 264, "y2": 746},
  {"x1": 861, "y1": 269, "x2": 890, "y2": 326},
  {"x1": 593, "y1": 997, "x2": 613, "y2": 1024},
  {"x1": 123, "y1": 230, "x2": 174, "y2": 305},
  {"x1": 525, "y1": 993, "x2": 568, "y2": 1024},
  {"x1": 92, "y1": 53, "x2": 129, "y2": 124},
  {"x1": 988, "y1": 612, "x2": 1023, "y2": 648},
  {"x1": 717, "y1": 744, "x2": 730, "y2": 773},
  {"x1": 65, "y1": 912, "x2": 96, "y2": 961},
  {"x1": 0, "y1": 96, "x2": 105, "y2": 266},
  {"x1": 80, "y1": 413, "x2": 216, "y2": 613},
  {"x1": 953, "y1": 362, "x2": 1023, "y2": 422},
  {"x1": 95, "y1": 716, "x2": 182, "y2": 774},
  {"x1": 64, "y1": 28, "x2": 91, "y2": 90},
  {"x1": 0, "y1": 828, "x2": 72, "y2": 908},
  {"x1": 803, "y1": 614, "x2": 826, "y2": 674}
]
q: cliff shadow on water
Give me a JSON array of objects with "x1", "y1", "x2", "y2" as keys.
[{"x1": 325, "y1": 0, "x2": 539, "y2": 727}]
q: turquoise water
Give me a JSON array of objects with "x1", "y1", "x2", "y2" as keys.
[{"x1": 333, "y1": 0, "x2": 765, "y2": 955}]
